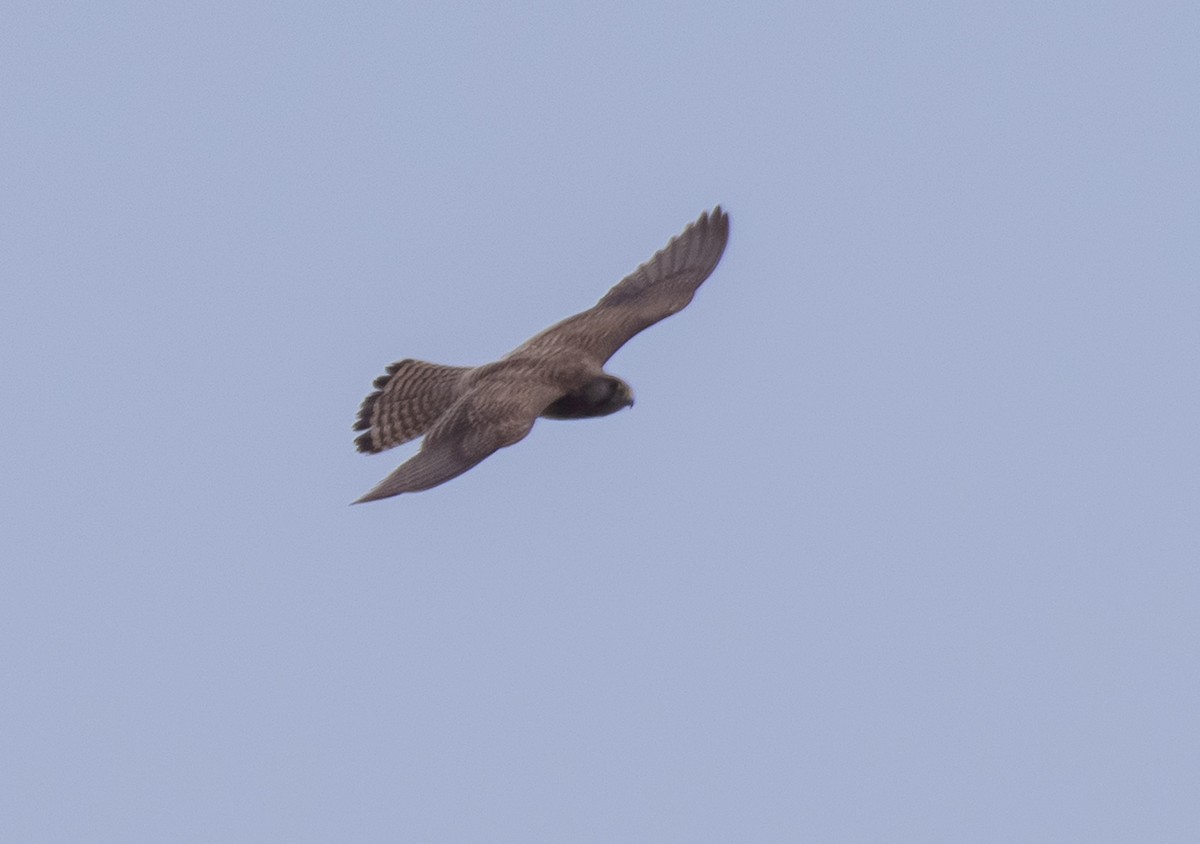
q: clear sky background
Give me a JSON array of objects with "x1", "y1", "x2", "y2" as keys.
[{"x1": 4, "y1": 2, "x2": 1198, "y2": 841}]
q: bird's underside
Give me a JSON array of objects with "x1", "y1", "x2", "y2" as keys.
[{"x1": 352, "y1": 205, "x2": 730, "y2": 503}]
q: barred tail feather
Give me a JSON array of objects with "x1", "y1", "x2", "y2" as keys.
[{"x1": 353, "y1": 359, "x2": 472, "y2": 453}]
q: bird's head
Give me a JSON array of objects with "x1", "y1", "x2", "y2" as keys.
[
  {"x1": 610, "y1": 377, "x2": 635, "y2": 411},
  {"x1": 583, "y1": 375, "x2": 634, "y2": 415},
  {"x1": 541, "y1": 375, "x2": 634, "y2": 420}
]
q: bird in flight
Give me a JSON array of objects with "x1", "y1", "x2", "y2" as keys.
[{"x1": 352, "y1": 206, "x2": 730, "y2": 503}]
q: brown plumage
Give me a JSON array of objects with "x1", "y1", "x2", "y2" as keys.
[{"x1": 352, "y1": 206, "x2": 730, "y2": 502}]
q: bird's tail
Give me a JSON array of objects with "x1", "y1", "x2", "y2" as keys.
[{"x1": 353, "y1": 359, "x2": 473, "y2": 453}]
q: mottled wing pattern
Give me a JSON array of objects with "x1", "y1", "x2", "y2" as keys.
[
  {"x1": 353, "y1": 378, "x2": 562, "y2": 502},
  {"x1": 517, "y1": 206, "x2": 729, "y2": 364},
  {"x1": 353, "y1": 359, "x2": 472, "y2": 453}
]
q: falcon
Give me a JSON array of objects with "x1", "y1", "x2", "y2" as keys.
[{"x1": 352, "y1": 206, "x2": 730, "y2": 502}]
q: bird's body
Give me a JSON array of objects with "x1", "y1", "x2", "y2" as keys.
[{"x1": 352, "y1": 206, "x2": 729, "y2": 502}]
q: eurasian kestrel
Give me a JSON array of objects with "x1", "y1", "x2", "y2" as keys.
[{"x1": 352, "y1": 206, "x2": 730, "y2": 502}]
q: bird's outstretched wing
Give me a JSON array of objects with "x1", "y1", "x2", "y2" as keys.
[
  {"x1": 514, "y1": 206, "x2": 729, "y2": 365},
  {"x1": 352, "y1": 379, "x2": 561, "y2": 503}
]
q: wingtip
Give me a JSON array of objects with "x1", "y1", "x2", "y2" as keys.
[
  {"x1": 697, "y1": 205, "x2": 729, "y2": 238},
  {"x1": 351, "y1": 487, "x2": 392, "y2": 505}
]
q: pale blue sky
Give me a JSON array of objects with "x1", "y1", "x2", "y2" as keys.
[{"x1": 4, "y1": 2, "x2": 1198, "y2": 841}]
